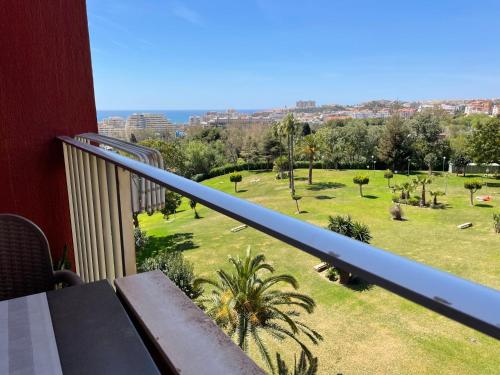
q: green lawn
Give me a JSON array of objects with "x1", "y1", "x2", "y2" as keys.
[{"x1": 138, "y1": 169, "x2": 500, "y2": 374}]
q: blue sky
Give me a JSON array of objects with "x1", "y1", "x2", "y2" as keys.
[{"x1": 87, "y1": 0, "x2": 500, "y2": 109}]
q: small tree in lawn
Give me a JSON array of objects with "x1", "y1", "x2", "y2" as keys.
[
  {"x1": 161, "y1": 190, "x2": 182, "y2": 220},
  {"x1": 327, "y1": 215, "x2": 371, "y2": 284},
  {"x1": 189, "y1": 199, "x2": 200, "y2": 219},
  {"x1": 493, "y1": 213, "x2": 500, "y2": 234},
  {"x1": 229, "y1": 173, "x2": 242, "y2": 192},
  {"x1": 292, "y1": 194, "x2": 302, "y2": 214},
  {"x1": 353, "y1": 175, "x2": 369, "y2": 197},
  {"x1": 413, "y1": 175, "x2": 432, "y2": 206},
  {"x1": 383, "y1": 169, "x2": 393, "y2": 188},
  {"x1": 429, "y1": 190, "x2": 445, "y2": 207},
  {"x1": 464, "y1": 180, "x2": 483, "y2": 206}
]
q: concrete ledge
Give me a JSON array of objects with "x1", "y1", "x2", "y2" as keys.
[{"x1": 115, "y1": 271, "x2": 265, "y2": 375}]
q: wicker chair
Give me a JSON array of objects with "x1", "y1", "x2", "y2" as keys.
[{"x1": 0, "y1": 214, "x2": 83, "y2": 301}]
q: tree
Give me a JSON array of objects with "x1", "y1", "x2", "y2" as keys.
[
  {"x1": 129, "y1": 133, "x2": 138, "y2": 143},
  {"x1": 300, "y1": 134, "x2": 319, "y2": 184},
  {"x1": 292, "y1": 194, "x2": 302, "y2": 214},
  {"x1": 279, "y1": 114, "x2": 299, "y2": 194},
  {"x1": 229, "y1": 173, "x2": 243, "y2": 192},
  {"x1": 423, "y1": 153, "x2": 438, "y2": 174},
  {"x1": 413, "y1": 175, "x2": 432, "y2": 206},
  {"x1": 464, "y1": 180, "x2": 483, "y2": 206},
  {"x1": 383, "y1": 169, "x2": 393, "y2": 188},
  {"x1": 450, "y1": 151, "x2": 471, "y2": 176},
  {"x1": 140, "y1": 139, "x2": 188, "y2": 176},
  {"x1": 161, "y1": 190, "x2": 182, "y2": 220},
  {"x1": 352, "y1": 175, "x2": 369, "y2": 197},
  {"x1": 409, "y1": 110, "x2": 446, "y2": 167},
  {"x1": 276, "y1": 351, "x2": 318, "y2": 375},
  {"x1": 393, "y1": 180, "x2": 415, "y2": 202},
  {"x1": 468, "y1": 117, "x2": 500, "y2": 164},
  {"x1": 327, "y1": 215, "x2": 371, "y2": 284},
  {"x1": 378, "y1": 114, "x2": 411, "y2": 170},
  {"x1": 429, "y1": 190, "x2": 445, "y2": 207},
  {"x1": 273, "y1": 156, "x2": 288, "y2": 180},
  {"x1": 139, "y1": 251, "x2": 202, "y2": 299},
  {"x1": 189, "y1": 199, "x2": 200, "y2": 219},
  {"x1": 194, "y1": 249, "x2": 322, "y2": 372}
]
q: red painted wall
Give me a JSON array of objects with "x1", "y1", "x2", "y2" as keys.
[{"x1": 0, "y1": 1, "x2": 97, "y2": 266}]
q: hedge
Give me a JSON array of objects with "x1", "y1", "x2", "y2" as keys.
[{"x1": 191, "y1": 161, "x2": 380, "y2": 183}]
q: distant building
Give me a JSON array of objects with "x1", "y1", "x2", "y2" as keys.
[
  {"x1": 125, "y1": 113, "x2": 175, "y2": 138},
  {"x1": 98, "y1": 116, "x2": 126, "y2": 139},
  {"x1": 296, "y1": 100, "x2": 316, "y2": 109},
  {"x1": 464, "y1": 100, "x2": 492, "y2": 115},
  {"x1": 398, "y1": 108, "x2": 416, "y2": 119},
  {"x1": 188, "y1": 116, "x2": 201, "y2": 126},
  {"x1": 492, "y1": 105, "x2": 499, "y2": 116}
]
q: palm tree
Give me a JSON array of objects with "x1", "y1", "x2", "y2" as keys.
[
  {"x1": 327, "y1": 215, "x2": 371, "y2": 284},
  {"x1": 413, "y1": 175, "x2": 432, "y2": 206},
  {"x1": 189, "y1": 199, "x2": 200, "y2": 219},
  {"x1": 279, "y1": 114, "x2": 298, "y2": 194},
  {"x1": 276, "y1": 351, "x2": 318, "y2": 375},
  {"x1": 194, "y1": 248, "x2": 322, "y2": 373},
  {"x1": 301, "y1": 134, "x2": 319, "y2": 185}
]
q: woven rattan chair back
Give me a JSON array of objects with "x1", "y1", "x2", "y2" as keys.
[{"x1": 0, "y1": 214, "x2": 55, "y2": 301}]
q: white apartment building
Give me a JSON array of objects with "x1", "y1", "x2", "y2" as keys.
[
  {"x1": 492, "y1": 105, "x2": 499, "y2": 116},
  {"x1": 98, "y1": 116, "x2": 126, "y2": 139},
  {"x1": 125, "y1": 113, "x2": 175, "y2": 138}
]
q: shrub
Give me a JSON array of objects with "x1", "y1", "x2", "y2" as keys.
[
  {"x1": 494, "y1": 213, "x2": 500, "y2": 234},
  {"x1": 352, "y1": 175, "x2": 370, "y2": 197},
  {"x1": 140, "y1": 251, "x2": 202, "y2": 299},
  {"x1": 390, "y1": 204, "x2": 404, "y2": 220},
  {"x1": 391, "y1": 193, "x2": 401, "y2": 203},
  {"x1": 134, "y1": 227, "x2": 149, "y2": 252},
  {"x1": 464, "y1": 179, "x2": 483, "y2": 206},
  {"x1": 189, "y1": 199, "x2": 200, "y2": 219},
  {"x1": 407, "y1": 196, "x2": 420, "y2": 206},
  {"x1": 326, "y1": 267, "x2": 339, "y2": 282}
]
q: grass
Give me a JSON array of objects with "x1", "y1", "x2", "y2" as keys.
[{"x1": 138, "y1": 169, "x2": 500, "y2": 374}]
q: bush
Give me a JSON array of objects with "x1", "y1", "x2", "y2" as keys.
[
  {"x1": 494, "y1": 213, "x2": 500, "y2": 234},
  {"x1": 134, "y1": 228, "x2": 149, "y2": 252},
  {"x1": 326, "y1": 267, "x2": 339, "y2": 281},
  {"x1": 407, "y1": 196, "x2": 420, "y2": 206},
  {"x1": 390, "y1": 204, "x2": 404, "y2": 220},
  {"x1": 327, "y1": 215, "x2": 372, "y2": 243},
  {"x1": 391, "y1": 193, "x2": 401, "y2": 203},
  {"x1": 139, "y1": 251, "x2": 202, "y2": 299}
]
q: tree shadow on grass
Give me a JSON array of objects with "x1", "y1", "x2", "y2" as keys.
[
  {"x1": 475, "y1": 203, "x2": 493, "y2": 208},
  {"x1": 138, "y1": 232, "x2": 198, "y2": 263},
  {"x1": 294, "y1": 176, "x2": 308, "y2": 181},
  {"x1": 362, "y1": 195, "x2": 379, "y2": 199},
  {"x1": 346, "y1": 276, "x2": 373, "y2": 292},
  {"x1": 315, "y1": 195, "x2": 334, "y2": 200},
  {"x1": 236, "y1": 189, "x2": 248, "y2": 193},
  {"x1": 306, "y1": 182, "x2": 345, "y2": 191}
]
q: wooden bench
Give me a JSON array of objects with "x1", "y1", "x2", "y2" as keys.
[{"x1": 115, "y1": 271, "x2": 264, "y2": 375}]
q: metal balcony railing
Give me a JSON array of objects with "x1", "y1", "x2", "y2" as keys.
[{"x1": 59, "y1": 134, "x2": 500, "y2": 341}]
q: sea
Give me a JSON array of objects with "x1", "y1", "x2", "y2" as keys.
[{"x1": 97, "y1": 109, "x2": 260, "y2": 124}]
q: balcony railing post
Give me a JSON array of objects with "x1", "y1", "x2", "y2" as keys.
[{"x1": 116, "y1": 166, "x2": 137, "y2": 276}]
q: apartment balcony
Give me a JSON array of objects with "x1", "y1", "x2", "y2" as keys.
[{"x1": 1, "y1": 133, "x2": 500, "y2": 374}]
